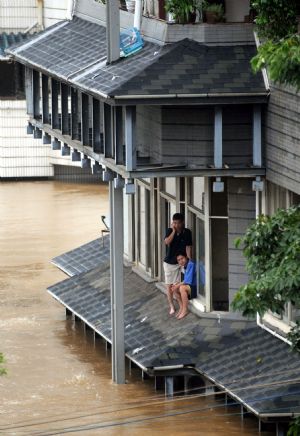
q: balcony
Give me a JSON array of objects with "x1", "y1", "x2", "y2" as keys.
[{"x1": 79, "y1": 0, "x2": 254, "y2": 46}]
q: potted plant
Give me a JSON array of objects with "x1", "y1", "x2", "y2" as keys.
[
  {"x1": 203, "y1": 3, "x2": 225, "y2": 23},
  {"x1": 165, "y1": 0, "x2": 199, "y2": 24}
]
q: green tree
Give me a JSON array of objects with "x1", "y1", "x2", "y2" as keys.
[
  {"x1": 251, "y1": 0, "x2": 300, "y2": 90},
  {"x1": 0, "y1": 353, "x2": 6, "y2": 375},
  {"x1": 232, "y1": 205, "x2": 300, "y2": 323},
  {"x1": 231, "y1": 206, "x2": 300, "y2": 433}
]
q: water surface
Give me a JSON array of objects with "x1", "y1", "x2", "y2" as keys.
[{"x1": 0, "y1": 181, "x2": 265, "y2": 435}]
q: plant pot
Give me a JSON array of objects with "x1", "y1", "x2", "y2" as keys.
[
  {"x1": 125, "y1": 0, "x2": 135, "y2": 13},
  {"x1": 205, "y1": 11, "x2": 218, "y2": 24}
]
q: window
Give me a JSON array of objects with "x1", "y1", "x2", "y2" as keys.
[
  {"x1": 0, "y1": 62, "x2": 25, "y2": 98},
  {"x1": 187, "y1": 177, "x2": 207, "y2": 301}
]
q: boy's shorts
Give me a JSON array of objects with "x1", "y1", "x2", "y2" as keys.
[
  {"x1": 163, "y1": 262, "x2": 181, "y2": 285},
  {"x1": 186, "y1": 284, "x2": 197, "y2": 300}
]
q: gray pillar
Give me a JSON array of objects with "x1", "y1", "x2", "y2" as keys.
[
  {"x1": 125, "y1": 106, "x2": 136, "y2": 171},
  {"x1": 111, "y1": 182, "x2": 125, "y2": 384},
  {"x1": 165, "y1": 376, "x2": 174, "y2": 397},
  {"x1": 42, "y1": 74, "x2": 49, "y2": 124},
  {"x1": 92, "y1": 98, "x2": 102, "y2": 153},
  {"x1": 61, "y1": 83, "x2": 69, "y2": 135},
  {"x1": 106, "y1": 0, "x2": 120, "y2": 64},
  {"x1": 32, "y1": 70, "x2": 40, "y2": 119},
  {"x1": 253, "y1": 104, "x2": 262, "y2": 167},
  {"x1": 25, "y1": 67, "x2": 33, "y2": 116},
  {"x1": 109, "y1": 180, "x2": 116, "y2": 381},
  {"x1": 115, "y1": 106, "x2": 124, "y2": 165},
  {"x1": 214, "y1": 106, "x2": 222, "y2": 169}
]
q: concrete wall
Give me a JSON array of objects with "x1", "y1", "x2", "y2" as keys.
[
  {"x1": 136, "y1": 106, "x2": 162, "y2": 162},
  {"x1": 0, "y1": 100, "x2": 53, "y2": 178},
  {"x1": 0, "y1": 0, "x2": 38, "y2": 32},
  {"x1": 137, "y1": 106, "x2": 253, "y2": 167},
  {"x1": 43, "y1": 0, "x2": 68, "y2": 28},
  {"x1": 0, "y1": 0, "x2": 67, "y2": 32},
  {"x1": 265, "y1": 84, "x2": 300, "y2": 196},
  {"x1": 227, "y1": 178, "x2": 255, "y2": 305}
]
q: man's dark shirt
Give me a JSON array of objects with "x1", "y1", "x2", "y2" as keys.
[{"x1": 164, "y1": 228, "x2": 192, "y2": 265}]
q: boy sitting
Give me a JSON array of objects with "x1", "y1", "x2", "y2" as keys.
[{"x1": 171, "y1": 252, "x2": 197, "y2": 320}]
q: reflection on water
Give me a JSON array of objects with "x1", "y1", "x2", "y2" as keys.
[{"x1": 0, "y1": 181, "x2": 266, "y2": 435}]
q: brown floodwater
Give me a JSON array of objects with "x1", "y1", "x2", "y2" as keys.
[{"x1": 0, "y1": 181, "x2": 270, "y2": 436}]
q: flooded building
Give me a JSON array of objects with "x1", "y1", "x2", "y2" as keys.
[
  {"x1": 0, "y1": 0, "x2": 96, "y2": 180},
  {"x1": 6, "y1": 0, "x2": 300, "y2": 434}
]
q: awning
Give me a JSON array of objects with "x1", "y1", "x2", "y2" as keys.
[
  {"x1": 7, "y1": 16, "x2": 268, "y2": 103},
  {"x1": 48, "y1": 239, "x2": 300, "y2": 418}
]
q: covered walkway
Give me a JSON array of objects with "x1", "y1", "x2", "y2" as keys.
[{"x1": 49, "y1": 238, "x2": 300, "y2": 420}]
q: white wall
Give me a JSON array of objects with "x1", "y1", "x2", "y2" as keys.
[
  {"x1": 43, "y1": 0, "x2": 68, "y2": 28},
  {"x1": 0, "y1": 0, "x2": 38, "y2": 32},
  {"x1": 0, "y1": 100, "x2": 53, "y2": 177},
  {"x1": 0, "y1": 0, "x2": 68, "y2": 33}
]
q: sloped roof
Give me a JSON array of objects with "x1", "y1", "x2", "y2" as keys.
[
  {"x1": 48, "y1": 239, "x2": 300, "y2": 418},
  {"x1": 51, "y1": 234, "x2": 109, "y2": 276},
  {"x1": 7, "y1": 16, "x2": 267, "y2": 101},
  {"x1": 0, "y1": 31, "x2": 34, "y2": 60}
]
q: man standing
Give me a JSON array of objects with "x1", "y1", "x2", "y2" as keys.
[{"x1": 163, "y1": 213, "x2": 192, "y2": 315}]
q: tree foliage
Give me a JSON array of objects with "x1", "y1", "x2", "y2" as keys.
[
  {"x1": 251, "y1": 0, "x2": 300, "y2": 90},
  {"x1": 252, "y1": 0, "x2": 298, "y2": 41},
  {"x1": 0, "y1": 353, "x2": 6, "y2": 376},
  {"x1": 232, "y1": 205, "x2": 300, "y2": 318},
  {"x1": 251, "y1": 34, "x2": 300, "y2": 90},
  {"x1": 288, "y1": 417, "x2": 300, "y2": 436}
]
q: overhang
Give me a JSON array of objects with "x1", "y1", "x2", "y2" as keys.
[{"x1": 6, "y1": 16, "x2": 269, "y2": 105}]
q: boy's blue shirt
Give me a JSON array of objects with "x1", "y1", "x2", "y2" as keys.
[{"x1": 183, "y1": 259, "x2": 197, "y2": 287}]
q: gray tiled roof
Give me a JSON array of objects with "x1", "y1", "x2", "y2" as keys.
[
  {"x1": 0, "y1": 31, "x2": 35, "y2": 60},
  {"x1": 51, "y1": 235, "x2": 109, "y2": 276},
  {"x1": 48, "y1": 263, "x2": 300, "y2": 417},
  {"x1": 7, "y1": 16, "x2": 267, "y2": 99}
]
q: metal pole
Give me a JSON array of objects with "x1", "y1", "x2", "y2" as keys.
[{"x1": 112, "y1": 183, "x2": 125, "y2": 384}]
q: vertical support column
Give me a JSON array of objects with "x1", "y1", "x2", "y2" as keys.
[
  {"x1": 25, "y1": 67, "x2": 33, "y2": 116},
  {"x1": 253, "y1": 104, "x2": 262, "y2": 167},
  {"x1": 127, "y1": 192, "x2": 135, "y2": 263},
  {"x1": 150, "y1": 179, "x2": 157, "y2": 278},
  {"x1": 41, "y1": 74, "x2": 49, "y2": 124},
  {"x1": 214, "y1": 106, "x2": 222, "y2": 169},
  {"x1": 71, "y1": 88, "x2": 79, "y2": 140},
  {"x1": 32, "y1": 70, "x2": 40, "y2": 119},
  {"x1": 109, "y1": 180, "x2": 116, "y2": 381},
  {"x1": 51, "y1": 78, "x2": 59, "y2": 130},
  {"x1": 81, "y1": 93, "x2": 89, "y2": 146},
  {"x1": 115, "y1": 106, "x2": 124, "y2": 165},
  {"x1": 92, "y1": 98, "x2": 102, "y2": 153},
  {"x1": 111, "y1": 181, "x2": 125, "y2": 384},
  {"x1": 204, "y1": 177, "x2": 212, "y2": 312},
  {"x1": 125, "y1": 106, "x2": 137, "y2": 171},
  {"x1": 61, "y1": 83, "x2": 69, "y2": 135},
  {"x1": 106, "y1": 0, "x2": 120, "y2": 64},
  {"x1": 104, "y1": 103, "x2": 113, "y2": 158},
  {"x1": 165, "y1": 376, "x2": 174, "y2": 397}
]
